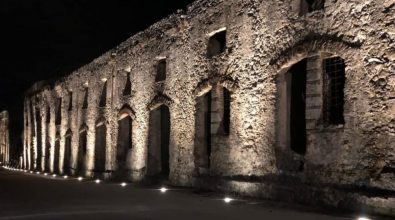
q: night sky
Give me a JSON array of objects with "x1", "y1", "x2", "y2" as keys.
[{"x1": 0, "y1": 0, "x2": 194, "y2": 157}]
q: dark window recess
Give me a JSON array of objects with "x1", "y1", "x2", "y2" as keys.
[
  {"x1": 300, "y1": 0, "x2": 325, "y2": 15},
  {"x1": 55, "y1": 98, "x2": 62, "y2": 125},
  {"x1": 323, "y1": 57, "x2": 345, "y2": 125},
  {"x1": 99, "y1": 82, "x2": 107, "y2": 108},
  {"x1": 82, "y1": 88, "x2": 89, "y2": 109},
  {"x1": 155, "y1": 59, "x2": 167, "y2": 82},
  {"x1": 68, "y1": 92, "x2": 73, "y2": 111},
  {"x1": 223, "y1": 88, "x2": 231, "y2": 135},
  {"x1": 290, "y1": 59, "x2": 307, "y2": 155},
  {"x1": 207, "y1": 30, "x2": 226, "y2": 58},
  {"x1": 123, "y1": 73, "x2": 132, "y2": 96},
  {"x1": 46, "y1": 107, "x2": 51, "y2": 124}
]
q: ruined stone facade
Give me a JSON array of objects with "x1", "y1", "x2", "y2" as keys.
[
  {"x1": 22, "y1": 0, "x2": 394, "y2": 216},
  {"x1": 0, "y1": 111, "x2": 10, "y2": 165}
]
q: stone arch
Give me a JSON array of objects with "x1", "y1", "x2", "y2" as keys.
[
  {"x1": 115, "y1": 105, "x2": 134, "y2": 179},
  {"x1": 269, "y1": 35, "x2": 361, "y2": 70},
  {"x1": 147, "y1": 97, "x2": 172, "y2": 179},
  {"x1": 118, "y1": 104, "x2": 136, "y2": 120},
  {"x1": 147, "y1": 94, "x2": 173, "y2": 111},
  {"x1": 271, "y1": 38, "x2": 356, "y2": 173},
  {"x1": 193, "y1": 75, "x2": 238, "y2": 97},
  {"x1": 193, "y1": 76, "x2": 236, "y2": 174}
]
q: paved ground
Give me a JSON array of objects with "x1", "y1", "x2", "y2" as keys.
[{"x1": 0, "y1": 167, "x2": 376, "y2": 220}]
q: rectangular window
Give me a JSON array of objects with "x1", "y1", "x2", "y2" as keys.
[
  {"x1": 323, "y1": 57, "x2": 345, "y2": 125},
  {"x1": 68, "y1": 92, "x2": 73, "y2": 111},
  {"x1": 82, "y1": 88, "x2": 89, "y2": 109},
  {"x1": 300, "y1": 0, "x2": 325, "y2": 15},
  {"x1": 155, "y1": 59, "x2": 167, "y2": 82},
  {"x1": 207, "y1": 29, "x2": 226, "y2": 58},
  {"x1": 55, "y1": 98, "x2": 62, "y2": 125}
]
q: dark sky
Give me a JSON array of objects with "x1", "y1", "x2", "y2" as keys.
[{"x1": 0, "y1": 0, "x2": 194, "y2": 157}]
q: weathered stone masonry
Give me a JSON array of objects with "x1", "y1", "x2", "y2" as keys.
[
  {"x1": 23, "y1": 0, "x2": 395, "y2": 216},
  {"x1": 0, "y1": 111, "x2": 10, "y2": 165}
]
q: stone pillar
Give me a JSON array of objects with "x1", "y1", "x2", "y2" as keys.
[
  {"x1": 0, "y1": 111, "x2": 9, "y2": 165},
  {"x1": 31, "y1": 99, "x2": 38, "y2": 170},
  {"x1": 39, "y1": 105, "x2": 46, "y2": 171}
]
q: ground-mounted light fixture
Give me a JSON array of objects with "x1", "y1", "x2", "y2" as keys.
[
  {"x1": 63, "y1": 175, "x2": 68, "y2": 179},
  {"x1": 52, "y1": 174, "x2": 57, "y2": 177},
  {"x1": 357, "y1": 217, "x2": 371, "y2": 220},
  {"x1": 160, "y1": 187, "x2": 168, "y2": 193},
  {"x1": 224, "y1": 197, "x2": 233, "y2": 203},
  {"x1": 44, "y1": 173, "x2": 48, "y2": 176},
  {"x1": 95, "y1": 179, "x2": 101, "y2": 184},
  {"x1": 121, "y1": 182, "x2": 127, "y2": 187},
  {"x1": 77, "y1": 177, "x2": 83, "y2": 181},
  {"x1": 36, "y1": 171, "x2": 40, "y2": 174}
]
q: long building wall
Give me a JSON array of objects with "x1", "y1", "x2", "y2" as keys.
[
  {"x1": 0, "y1": 111, "x2": 10, "y2": 165},
  {"x1": 23, "y1": 0, "x2": 395, "y2": 216}
]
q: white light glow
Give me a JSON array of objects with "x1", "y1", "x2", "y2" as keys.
[
  {"x1": 160, "y1": 187, "x2": 168, "y2": 193},
  {"x1": 78, "y1": 177, "x2": 83, "y2": 181},
  {"x1": 63, "y1": 175, "x2": 68, "y2": 179},
  {"x1": 44, "y1": 173, "x2": 48, "y2": 176},
  {"x1": 121, "y1": 182, "x2": 127, "y2": 187},
  {"x1": 358, "y1": 217, "x2": 371, "y2": 220},
  {"x1": 36, "y1": 172, "x2": 40, "y2": 174},
  {"x1": 52, "y1": 174, "x2": 57, "y2": 177},
  {"x1": 224, "y1": 197, "x2": 233, "y2": 203},
  {"x1": 95, "y1": 179, "x2": 101, "y2": 184},
  {"x1": 29, "y1": 171, "x2": 33, "y2": 174}
]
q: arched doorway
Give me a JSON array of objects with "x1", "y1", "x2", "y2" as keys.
[
  {"x1": 77, "y1": 125, "x2": 88, "y2": 176},
  {"x1": 94, "y1": 120, "x2": 107, "y2": 175},
  {"x1": 147, "y1": 105, "x2": 170, "y2": 179},
  {"x1": 288, "y1": 59, "x2": 308, "y2": 155},
  {"x1": 54, "y1": 134, "x2": 61, "y2": 173},
  {"x1": 194, "y1": 85, "x2": 232, "y2": 174},
  {"x1": 116, "y1": 106, "x2": 134, "y2": 179},
  {"x1": 63, "y1": 130, "x2": 72, "y2": 174},
  {"x1": 194, "y1": 90, "x2": 212, "y2": 172}
]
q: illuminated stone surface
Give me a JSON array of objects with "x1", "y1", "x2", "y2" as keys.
[{"x1": 21, "y1": 0, "x2": 394, "y2": 217}]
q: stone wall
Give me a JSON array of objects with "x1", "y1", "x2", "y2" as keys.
[
  {"x1": 22, "y1": 0, "x2": 395, "y2": 216},
  {"x1": 0, "y1": 111, "x2": 9, "y2": 165}
]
